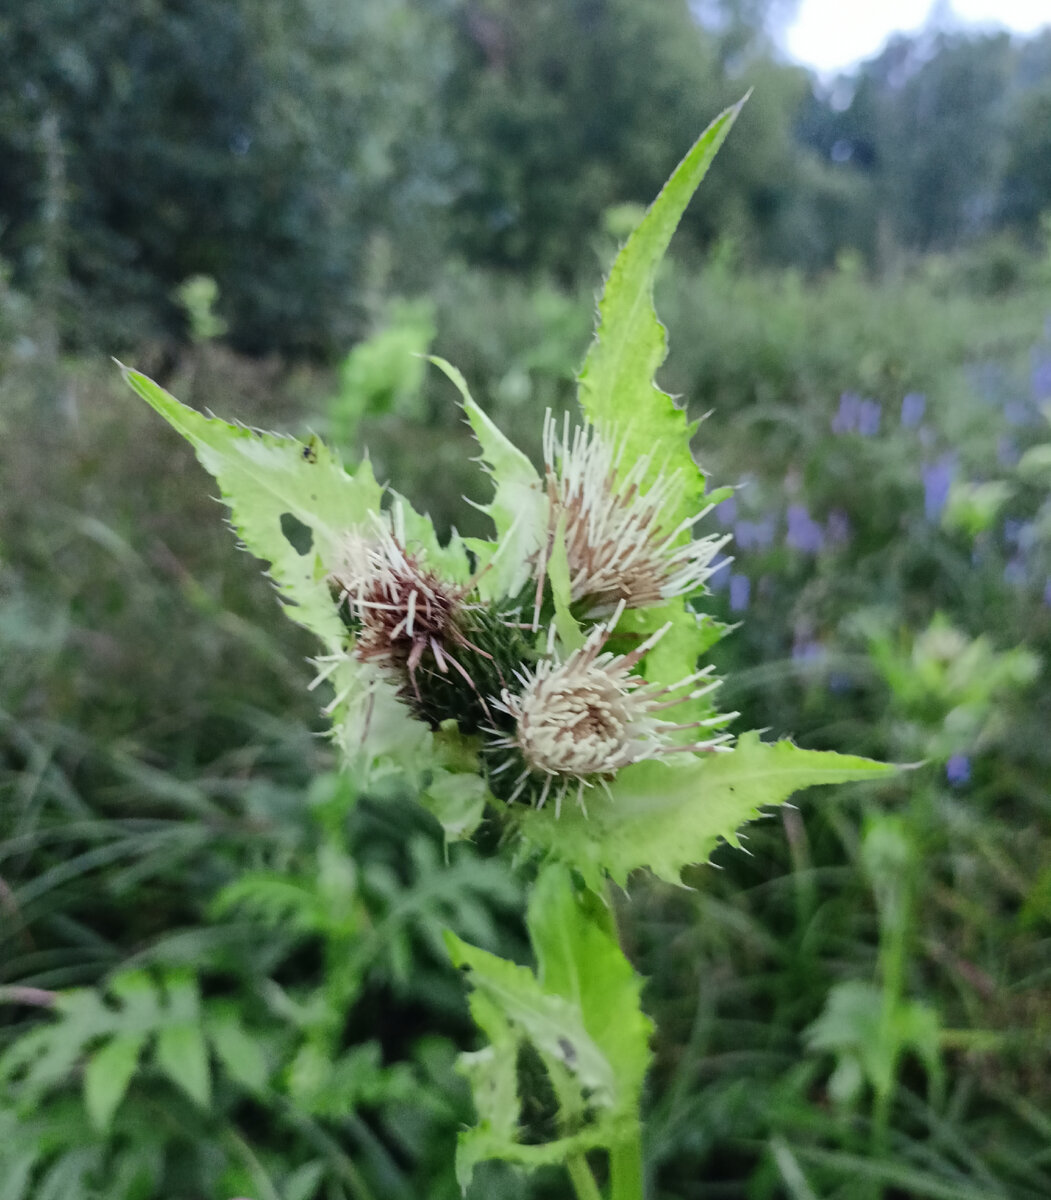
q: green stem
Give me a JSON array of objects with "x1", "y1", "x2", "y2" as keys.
[
  {"x1": 601, "y1": 882, "x2": 646, "y2": 1200},
  {"x1": 567, "y1": 1153, "x2": 605, "y2": 1200},
  {"x1": 610, "y1": 1128, "x2": 645, "y2": 1200}
]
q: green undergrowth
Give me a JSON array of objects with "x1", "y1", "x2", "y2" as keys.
[{"x1": 3, "y1": 240, "x2": 1051, "y2": 1197}]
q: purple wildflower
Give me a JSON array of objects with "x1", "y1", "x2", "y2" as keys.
[
  {"x1": 832, "y1": 392, "x2": 861, "y2": 434},
  {"x1": 1004, "y1": 557, "x2": 1027, "y2": 587},
  {"x1": 1003, "y1": 519, "x2": 1024, "y2": 546},
  {"x1": 826, "y1": 509, "x2": 851, "y2": 545},
  {"x1": 1004, "y1": 400, "x2": 1031, "y2": 427},
  {"x1": 735, "y1": 516, "x2": 777, "y2": 551},
  {"x1": 792, "y1": 638, "x2": 825, "y2": 665},
  {"x1": 857, "y1": 399, "x2": 882, "y2": 436},
  {"x1": 1031, "y1": 352, "x2": 1051, "y2": 401},
  {"x1": 707, "y1": 552, "x2": 732, "y2": 590},
  {"x1": 997, "y1": 438, "x2": 1019, "y2": 467},
  {"x1": 716, "y1": 495, "x2": 737, "y2": 527},
  {"x1": 786, "y1": 504, "x2": 825, "y2": 553},
  {"x1": 922, "y1": 456, "x2": 955, "y2": 521},
  {"x1": 945, "y1": 754, "x2": 971, "y2": 787},
  {"x1": 900, "y1": 392, "x2": 926, "y2": 428},
  {"x1": 832, "y1": 392, "x2": 881, "y2": 436},
  {"x1": 729, "y1": 573, "x2": 751, "y2": 613},
  {"x1": 827, "y1": 671, "x2": 852, "y2": 695}
]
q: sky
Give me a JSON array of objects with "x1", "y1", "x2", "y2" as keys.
[{"x1": 784, "y1": 0, "x2": 1051, "y2": 74}]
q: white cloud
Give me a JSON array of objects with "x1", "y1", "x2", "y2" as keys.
[{"x1": 784, "y1": 0, "x2": 1051, "y2": 75}]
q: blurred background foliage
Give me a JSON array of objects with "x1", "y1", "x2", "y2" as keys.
[{"x1": 3, "y1": 1, "x2": 1051, "y2": 1197}]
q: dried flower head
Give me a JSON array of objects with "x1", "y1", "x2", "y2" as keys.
[
  {"x1": 485, "y1": 603, "x2": 732, "y2": 814},
  {"x1": 540, "y1": 412, "x2": 729, "y2": 616}
]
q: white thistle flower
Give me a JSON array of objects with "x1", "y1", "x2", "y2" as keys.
[
  {"x1": 539, "y1": 411, "x2": 730, "y2": 617},
  {"x1": 485, "y1": 602, "x2": 733, "y2": 815}
]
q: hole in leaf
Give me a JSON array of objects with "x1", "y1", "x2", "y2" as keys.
[
  {"x1": 515, "y1": 1041, "x2": 561, "y2": 1145},
  {"x1": 280, "y1": 512, "x2": 313, "y2": 556}
]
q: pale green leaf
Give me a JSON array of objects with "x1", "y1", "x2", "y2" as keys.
[
  {"x1": 283, "y1": 1161, "x2": 327, "y2": 1200},
  {"x1": 122, "y1": 366, "x2": 384, "y2": 650},
  {"x1": 447, "y1": 876, "x2": 644, "y2": 1189},
  {"x1": 528, "y1": 865, "x2": 651, "y2": 1115},
  {"x1": 516, "y1": 732, "x2": 896, "y2": 888},
  {"x1": 1017, "y1": 442, "x2": 1051, "y2": 483},
  {"x1": 444, "y1": 932, "x2": 614, "y2": 1104},
  {"x1": 577, "y1": 98, "x2": 746, "y2": 533},
  {"x1": 83, "y1": 1032, "x2": 147, "y2": 1130},
  {"x1": 428, "y1": 356, "x2": 547, "y2": 600},
  {"x1": 155, "y1": 1022, "x2": 211, "y2": 1107}
]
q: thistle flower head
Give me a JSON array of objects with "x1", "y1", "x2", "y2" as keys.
[
  {"x1": 328, "y1": 520, "x2": 539, "y2": 733},
  {"x1": 485, "y1": 603, "x2": 732, "y2": 814},
  {"x1": 329, "y1": 524, "x2": 467, "y2": 679},
  {"x1": 540, "y1": 412, "x2": 729, "y2": 616}
]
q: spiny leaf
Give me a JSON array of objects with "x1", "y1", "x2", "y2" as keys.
[
  {"x1": 444, "y1": 931, "x2": 614, "y2": 1104},
  {"x1": 516, "y1": 732, "x2": 897, "y2": 889},
  {"x1": 447, "y1": 864, "x2": 649, "y2": 1188},
  {"x1": 123, "y1": 366, "x2": 454, "y2": 790},
  {"x1": 574, "y1": 101, "x2": 745, "y2": 692},
  {"x1": 528, "y1": 866, "x2": 651, "y2": 1115},
  {"x1": 121, "y1": 365, "x2": 384, "y2": 649},
  {"x1": 428, "y1": 355, "x2": 547, "y2": 600},
  {"x1": 578, "y1": 97, "x2": 747, "y2": 532}
]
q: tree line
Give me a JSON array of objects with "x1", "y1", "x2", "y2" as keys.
[{"x1": 2, "y1": 0, "x2": 1050, "y2": 356}]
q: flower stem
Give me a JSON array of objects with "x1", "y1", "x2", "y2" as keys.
[
  {"x1": 601, "y1": 882, "x2": 647, "y2": 1200},
  {"x1": 610, "y1": 1128, "x2": 645, "y2": 1200},
  {"x1": 567, "y1": 1153, "x2": 605, "y2": 1200}
]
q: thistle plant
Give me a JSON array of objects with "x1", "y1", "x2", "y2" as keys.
[{"x1": 123, "y1": 100, "x2": 893, "y2": 1200}]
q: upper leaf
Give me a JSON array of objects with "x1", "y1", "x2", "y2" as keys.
[
  {"x1": 121, "y1": 367, "x2": 461, "y2": 791},
  {"x1": 578, "y1": 97, "x2": 746, "y2": 532},
  {"x1": 121, "y1": 366, "x2": 384, "y2": 650},
  {"x1": 428, "y1": 355, "x2": 547, "y2": 601},
  {"x1": 515, "y1": 733, "x2": 897, "y2": 890}
]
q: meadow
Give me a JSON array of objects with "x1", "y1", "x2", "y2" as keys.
[{"x1": 3, "y1": 224, "x2": 1051, "y2": 1197}]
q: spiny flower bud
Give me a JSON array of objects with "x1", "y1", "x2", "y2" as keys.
[
  {"x1": 485, "y1": 603, "x2": 733, "y2": 814},
  {"x1": 328, "y1": 520, "x2": 537, "y2": 734},
  {"x1": 540, "y1": 412, "x2": 729, "y2": 616},
  {"x1": 330, "y1": 526, "x2": 466, "y2": 680}
]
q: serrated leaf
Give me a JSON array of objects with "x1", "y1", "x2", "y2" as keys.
[
  {"x1": 516, "y1": 732, "x2": 896, "y2": 888},
  {"x1": 529, "y1": 866, "x2": 651, "y2": 1114},
  {"x1": 578, "y1": 98, "x2": 746, "y2": 533},
  {"x1": 155, "y1": 1022, "x2": 211, "y2": 1107},
  {"x1": 445, "y1": 932, "x2": 613, "y2": 1103},
  {"x1": 122, "y1": 366, "x2": 383, "y2": 649},
  {"x1": 447, "y1": 865, "x2": 648, "y2": 1188},
  {"x1": 428, "y1": 356, "x2": 547, "y2": 600},
  {"x1": 123, "y1": 367, "x2": 450, "y2": 787},
  {"x1": 84, "y1": 1032, "x2": 147, "y2": 1130}
]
